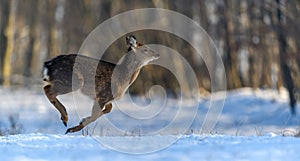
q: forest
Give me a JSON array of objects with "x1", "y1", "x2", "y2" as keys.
[{"x1": 0, "y1": 0, "x2": 299, "y2": 112}]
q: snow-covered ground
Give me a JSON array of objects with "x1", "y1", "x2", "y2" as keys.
[
  {"x1": 1, "y1": 133, "x2": 300, "y2": 161},
  {"x1": 0, "y1": 87, "x2": 300, "y2": 160}
]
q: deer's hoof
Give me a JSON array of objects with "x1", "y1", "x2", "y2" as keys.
[
  {"x1": 65, "y1": 128, "x2": 71, "y2": 134},
  {"x1": 62, "y1": 121, "x2": 67, "y2": 127},
  {"x1": 60, "y1": 116, "x2": 68, "y2": 127},
  {"x1": 65, "y1": 124, "x2": 84, "y2": 134}
]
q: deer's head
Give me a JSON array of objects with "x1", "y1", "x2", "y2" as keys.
[{"x1": 126, "y1": 35, "x2": 160, "y2": 66}]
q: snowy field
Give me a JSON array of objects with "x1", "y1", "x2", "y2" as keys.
[
  {"x1": 1, "y1": 133, "x2": 300, "y2": 161},
  {"x1": 0, "y1": 87, "x2": 300, "y2": 160}
]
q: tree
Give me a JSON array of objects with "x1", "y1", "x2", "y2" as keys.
[
  {"x1": 0, "y1": 0, "x2": 9, "y2": 84},
  {"x1": 275, "y1": 0, "x2": 296, "y2": 114},
  {"x1": 3, "y1": 0, "x2": 18, "y2": 86}
]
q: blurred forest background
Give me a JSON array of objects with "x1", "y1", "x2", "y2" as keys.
[{"x1": 0, "y1": 0, "x2": 299, "y2": 112}]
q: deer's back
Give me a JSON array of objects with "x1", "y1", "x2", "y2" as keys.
[
  {"x1": 43, "y1": 54, "x2": 116, "y2": 100},
  {"x1": 76, "y1": 55, "x2": 116, "y2": 101}
]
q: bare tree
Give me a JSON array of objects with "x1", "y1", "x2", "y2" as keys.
[
  {"x1": 3, "y1": 0, "x2": 18, "y2": 86},
  {"x1": 275, "y1": 0, "x2": 296, "y2": 114},
  {"x1": 0, "y1": 0, "x2": 10, "y2": 84}
]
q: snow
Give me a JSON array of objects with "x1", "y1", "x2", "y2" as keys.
[
  {"x1": 1, "y1": 133, "x2": 300, "y2": 161},
  {"x1": 0, "y1": 87, "x2": 300, "y2": 160}
]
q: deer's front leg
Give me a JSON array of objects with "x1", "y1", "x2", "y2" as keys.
[
  {"x1": 65, "y1": 102, "x2": 112, "y2": 134},
  {"x1": 44, "y1": 85, "x2": 68, "y2": 126}
]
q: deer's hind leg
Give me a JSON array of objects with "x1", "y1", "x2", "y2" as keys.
[
  {"x1": 44, "y1": 84, "x2": 69, "y2": 126},
  {"x1": 65, "y1": 102, "x2": 112, "y2": 134}
]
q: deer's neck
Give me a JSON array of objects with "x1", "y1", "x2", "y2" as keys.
[
  {"x1": 111, "y1": 53, "x2": 144, "y2": 98},
  {"x1": 119, "y1": 53, "x2": 143, "y2": 82}
]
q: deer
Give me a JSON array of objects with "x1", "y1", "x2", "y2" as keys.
[{"x1": 43, "y1": 35, "x2": 159, "y2": 134}]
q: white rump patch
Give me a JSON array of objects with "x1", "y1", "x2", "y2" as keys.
[{"x1": 43, "y1": 67, "x2": 49, "y2": 81}]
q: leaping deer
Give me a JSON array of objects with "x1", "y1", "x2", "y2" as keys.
[{"x1": 43, "y1": 35, "x2": 159, "y2": 134}]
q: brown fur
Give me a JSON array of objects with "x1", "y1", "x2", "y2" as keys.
[{"x1": 43, "y1": 38, "x2": 159, "y2": 134}]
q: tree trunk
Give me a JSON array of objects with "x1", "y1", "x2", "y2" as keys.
[
  {"x1": 3, "y1": 0, "x2": 18, "y2": 86},
  {"x1": 223, "y1": 0, "x2": 242, "y2": 89},
  {"x1": 276, "y1": 0, "x2": 296, "y2": 114},
  {"x1": 0, "y1": 0, "x2": 10, "y2": 84}
]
